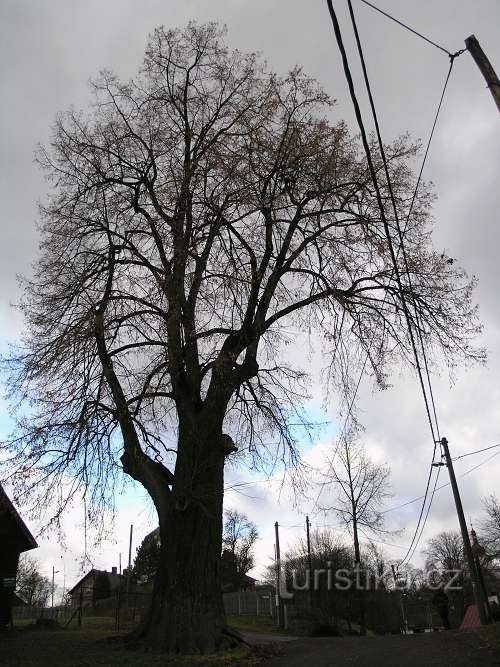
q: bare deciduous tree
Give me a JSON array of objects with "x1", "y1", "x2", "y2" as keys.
[
  {"x1": 221, "y1": 509, "x2": 258, "y2": 590},
  {"x1": 424, "y1": 530, "x2": 464, "y2": 573},
  {"x1": 16, "y1": 555, "x2": 51, "y2": 607},
  {"x1": 321, "y1": 436, "x2": 392, "y2": 633},
  {"x1": 322, "y1": 438, "x2": 392, "y2": 564},
  {"x1": 1, "y1": 22, "x2": 483, "y2": 651},
  {"x1": 479, "y1": 494, "x2": 500, "y2": 557}
]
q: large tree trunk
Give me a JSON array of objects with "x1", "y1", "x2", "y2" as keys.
[{"x1": 133, "y1": 420, "x2": 233, "y2": 653}]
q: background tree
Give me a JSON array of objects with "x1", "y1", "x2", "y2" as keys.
[
  {"x1": 423, "y1": 530, "x2": 471, "y2": 620},
  {"x1": 283, "y1": 527, "x2": 353, "y2": 585},
  {"x1": 479, "y1": 494, "x2": 500, "y2": 557},
  {"x1": 132, "y1": 528, "x2": 161, "y2": 587},
  {"x1": 1, "y1": 23, "x2": 483, "y2": 652},
  {"x1": 15, "y1": 555, "x2": 51, "y2": 607},
  {"x1": 363, "y1": 541, "x2": 392, "y2": 590},
  {"x1": 281, "y1": 528, "x2": 357, "y2": 632},
  {"x1": 424, "y1": 530, "x2": 464, "y2": 573},
  {"x1": 321, "y1": 435, "x2": 392, "y2": 633},
  {"x1": 322, "y1": 436, "x2": 392, "y2": 563},
  {"x1": 221, "y1": 509, "x2": 258, "y2": 591}
]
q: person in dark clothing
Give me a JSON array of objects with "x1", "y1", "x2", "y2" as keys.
[{"x1": 433, "y1": 587, "x2": 450, "y2": 630}]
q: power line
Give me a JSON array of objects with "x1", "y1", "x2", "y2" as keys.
[
  {"x1": 357, "y1": 0, "x2": 457, "y2": 57},
  {"x1": 381, "y1": 449, "x2": 500, "y2": 515},
  {"x1": 310, "y1": 4, "x2": 456, "y2": 516},
  {"x1": 346, "y1": 0, "x2": 443, "y2": 445},
  {"x1": 403, "y1": 461, "x2": 442, "y2": 565},
  {"x1": 395, "y1": 462, "x2": 435, "y2": 567},
  {"x1": 453, "y1": 442, "x2": 500, "y2": 461},
  {"x1": 327, "y1": 0, "x2": 443, "y2": 561}
]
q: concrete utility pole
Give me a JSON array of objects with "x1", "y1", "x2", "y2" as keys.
[
  {"x1": 440, "y1": 437, "x2": 490, "y2": 624},
  {"x1": 465, "y1": 35, "x2": 500, "y2": 113}
]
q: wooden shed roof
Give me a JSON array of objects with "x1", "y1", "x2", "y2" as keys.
[{"x1": 0, "y1": 483, "x2": 37, "y2": 553}]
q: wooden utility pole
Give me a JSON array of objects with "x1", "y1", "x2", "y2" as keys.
[
  {"x1": 465, "y1": 35, "x2": 500, "y2": 113},
  {"x1": 305, "y1": 516, "x2": 313, "y2": 606},
  {"x1": 274, "y1": 522, "x2": 285, "y2": 628},
  {"x1": 440, "y1": 437, "x2": 490, "y2": 624}
]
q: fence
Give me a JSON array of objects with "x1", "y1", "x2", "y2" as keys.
[
  {"x1": 14, "y1": 590, "x2": 275, "y2": 629},
  {"x1": 223, "y1": 590, "x2": 275, "y2": 617},
  {"x1": 11, "y1": 587, "x2": 152, "y2": 630}
]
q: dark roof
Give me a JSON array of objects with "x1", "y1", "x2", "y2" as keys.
[
  {"x1": 67, "y1": 568, "x2": 123, "y2": 595},
  {"x1": 0, "y1": 483, "x2": 37, "y2": 552}
]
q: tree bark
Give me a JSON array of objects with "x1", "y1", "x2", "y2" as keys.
[{"x1": 132, "y1": 422, "x2": 233, "y2": 653}]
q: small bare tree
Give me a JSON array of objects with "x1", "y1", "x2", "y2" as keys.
[
  {"x1": 221, "y1": 509, "x2": 258, "y2": 590},
  {"x1": 479, "y1": 495, "x2": 500, "y2": 557},
  {"x1": 16, "y1": 555, "x2": 51, "y2": 607},
  {"x1": 1, "y1": 22, "x2": 482, "y2": 651},
  {"x1": 424, "y1": 531, "x2": 464, "y2": 573},
  {"x1": 321, "y1": 436, "x2": 392, "y2": 633},
  {"x1": 323, "y1": 437, "x2": 392, "y2": 564}
]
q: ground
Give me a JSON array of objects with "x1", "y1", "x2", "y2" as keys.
[
  {"x1": 0, "y1": 617, "x2": 259, "y2": 666},
  {"x1": 2, "y1": 616, "x2": 499, "y2": 666},
  {"x1": 262, "y1": 629, "x2": 500, "y2": 667}
]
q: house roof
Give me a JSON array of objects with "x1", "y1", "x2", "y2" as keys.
[
  {"x1": 67, "y1": 568, "x2": 123, "y2": 595},
  {"x1": 0, "y1": 483, "x2": 37, "y2": 553}
]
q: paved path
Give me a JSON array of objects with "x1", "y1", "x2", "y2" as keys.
[
  {"x1": 239, "y1": 631, "x2": 297, "y2": 645},
  {"x1": 258, "y1": 630, "x2": 500, "y2": 666}
]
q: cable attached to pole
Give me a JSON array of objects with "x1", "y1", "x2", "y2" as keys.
[
  {"x1": 358, "y1": 0, "x2": 464, "y2": 59},
  {"x1": 346, "y1": 0, "x2": 444, "y2": 443},
  {"x1": 324, "y1": 0, "x2": 459, "y2": 556}
]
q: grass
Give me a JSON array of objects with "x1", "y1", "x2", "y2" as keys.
[
  {"x1": 480, "y1": 621, "x2": 500, "y2": 652},
  {"x1": 227, "y1": 614, "x2": 289, "y2": 636},
  {"x1": 0, "y1": 616, "x2": 262, "y2": 666}
]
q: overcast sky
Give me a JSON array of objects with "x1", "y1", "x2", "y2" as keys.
[{"x1": 1, "y1": 0, "x2": 499, "y2": 594}]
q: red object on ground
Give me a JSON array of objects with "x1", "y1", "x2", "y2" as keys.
[{"x1": 460, "y1": 604, "x2": 481, "y2": 630}]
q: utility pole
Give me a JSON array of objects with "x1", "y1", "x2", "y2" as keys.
[
  {"x1": 465, "y1": 35, "x2": 500, "y2": 113},
  {"x1": 274, "y1": 522, "x2": 285, "y2": 628},
  {"x1": 127, "y1": 524, "x2": 133, "y2": 594},
  {"x1": 440, "y1": 437, "x2": 490, "y2": 624},
  {"x1": 51, "y1": 566, "x2": 55, "y2": 610},
  {"x1": 305, "y1": 516, "x2": 313, "y2": 607},
  {"x1": 391, "y1": 563, "x2": 407, "y2": 633},
  {"x1": 51, "y1": 566, "x2": 59, "y2": 612}
]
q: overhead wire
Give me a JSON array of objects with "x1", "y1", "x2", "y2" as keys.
[
  {"x1": 346, "y1": 0, "x2": 443, "y2": 443},
  {"x1": 345, "y1": 0, "x2": 451, "y2": 564},
  {"x1": 402, "y1": 447, "x2": 442, "y2": 565},
  {"x1": 309, "y1": 50, "x2": 455, "y2": 515},
  {"x1": 312, "y1": 0, "x2": 455, "y2": 516},
  {"x1": 452, "y1": 442, "x2": 500, "y2": 461},
  {"x1": 325, "y1": 0, "x2": 439, "y2": 548},
  {"x1": 357, "y1": 0, "x2": 462, "y2": 58},
  {"x1": 381, "y1": 448, "x2": 500, "y2": 515},
  {"x1": 323, "y1": 0, "x2": 469, "y2": 567}
]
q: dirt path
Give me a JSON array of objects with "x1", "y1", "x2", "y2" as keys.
[{"x1": 260, "y1": 630, "x2": 500, "y2": 666}]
